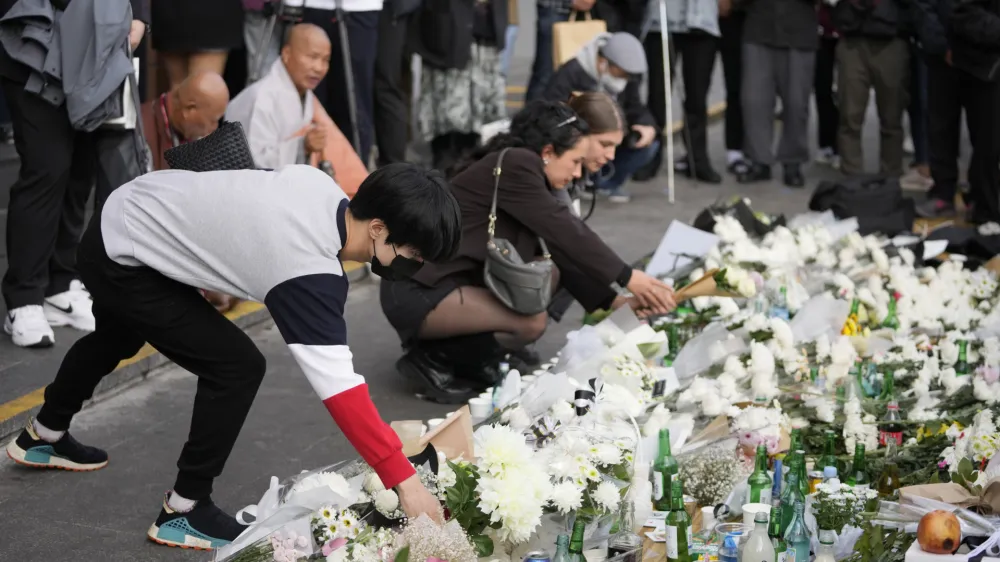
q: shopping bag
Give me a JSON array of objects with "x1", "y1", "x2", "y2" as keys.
[{"x1": 552, "y1": 11, "x2": 607, "y2": 69}]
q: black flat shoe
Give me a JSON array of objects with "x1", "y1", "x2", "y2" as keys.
[
  {"x1": 455, "y1": 363, "x2": 504, "y2": 390},
  {"x1": 783, "y1": 164, "x2": 806, "y2": 188},
  {"x1": 396, "y1": 350, "x2": 477, "y2": 404},
  {"x1": 738, "y1": 163, "x2": 772, "y2": 183}
]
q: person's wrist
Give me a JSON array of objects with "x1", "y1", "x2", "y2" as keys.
[{"x1": 395, "y1": 473, "x2": 420, "y2": 493}]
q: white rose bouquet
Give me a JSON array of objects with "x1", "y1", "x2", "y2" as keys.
[{"x1": 714, "y1": 267, "x2": 758, "y2": 298}]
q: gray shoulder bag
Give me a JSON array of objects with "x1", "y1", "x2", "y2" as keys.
[{"x1": 483, "y1": 148, "x2": 556, "y2": 315}]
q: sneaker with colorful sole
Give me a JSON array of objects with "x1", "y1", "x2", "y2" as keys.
[
  {"x1": 5, "y1": 418, "x2": 108, "y2": 471},
  {"x1": 147, "y1": 493, "x2": 246, "y2": 550}
]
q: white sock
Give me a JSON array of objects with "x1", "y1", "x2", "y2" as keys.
[
  {"x1": 727, "y1": 150, "x2": 744, "y2": 165},
  {"x1": 167, "y1": 491, "x2": 197, "y2": 512},
  {"x1": 33, "y1": 419, "x2": 65, "y2": 443}
]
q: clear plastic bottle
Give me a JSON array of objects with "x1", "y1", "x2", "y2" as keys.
[
  {"x1": 742, "y1": 511, "x2": 775, "y2": 562},
  {"x1": 783, "y1": 501, "x2": 811, "y2": 562}
]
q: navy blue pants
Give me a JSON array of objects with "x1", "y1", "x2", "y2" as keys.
[{"x1": 594, "y1": 140, "x2": 660, "y2": 193}]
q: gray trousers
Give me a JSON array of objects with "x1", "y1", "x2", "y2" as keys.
[
  {"x1": 836, "y1": 37, "x2": 909, "y2": 176},
  {"x1": 244, "y1": 11, "x2": 284, "y2": 84},
  {"x1": 741, "y1": 43, "x2": 816, "y2": 166}
]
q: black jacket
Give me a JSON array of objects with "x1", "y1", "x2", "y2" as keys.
[
  {"x1": 950, "y1": 0, "x2": 1000, "y2": 80},
  {"x1": 407, "y1": 0, "x2": 508, "y2": 71},
  {"x1": 741, "y1": 0, "x2": 820, "y2": 51},
  {"x1": 542, "y1": 58, "x2": 657, "y2": 130},
  {"x1": 834, "y1": 0, "x2": 911, "y2": 38},
  {"x1": 593, "y1": 0, "x2": 649, "y2": 36},
  {"x1": 911, "y1": 0, "x2": 952, "y2": 55}
]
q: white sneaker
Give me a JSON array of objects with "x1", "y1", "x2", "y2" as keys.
[
  {"x1": 4, "y1": 305, "x2": 55, "y2": 348},
  {"x1": 44, "y1": 280, "x2": 95, "y2": 332}
]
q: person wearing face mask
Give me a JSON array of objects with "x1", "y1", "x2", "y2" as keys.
[
  {"x1": 379, "y1": 100, "x2": 676, "y2": 403},
  {"x1": 543, "y1": 32, "x2": 659, "y2": 203},
  {"x1": 4, "y1": 163, "x2": 457, "y2": 550}
]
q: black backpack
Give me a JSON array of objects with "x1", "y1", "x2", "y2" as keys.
[{"x1": 809, "y1": 176, "x2": 915, "y2": 235}]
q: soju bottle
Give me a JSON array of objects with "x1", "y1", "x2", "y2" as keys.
[
  {"x1": 877, "y1": 440, "x2": 902, "y2": 498},
  {"x1": 818, "y1": 430, "x2": 838, "y2": 472},
  {"x1": 741, "y1": 511, "x2": 775, "y2": 562},
  {"x1": 770, "y1": 286, "x2": 790, "y2": 320},
  {"x1": 665, "y1": 483, "x2": 692, "y2": 562},
  {"x1": 568, "y1": 519, "x2": 587, "y2": 562},
  {"x1": 881, "y1": 292, "x2": 900, "y2": 330},
  {"x1": 788, "y1": 429, "x2": 803, "y2": 454},
  {"x1": 768, "y1": 500, "x2": 788, "y2": 562},
  {"x1": 794, "y1": 450, "x2": 809, "y2": 497},
  {"x1": 779, "y1": 457, "x2": 805, "y2": 530},
  {"x1": 879, "y1": 370, "x2": 896, "y2": 401},
  {"x1": 652, "y1": 429, "x2": 679, "y2": 511},
  {"x1": 553, "y1": 535, "x2": 572, "y2": 562},
  {"x1": 664, "y1": 324, "x2": 680, "y2": 366},
  {"x1": 493, "y1": 360, "x2": 510, "y2": 411},
  {"x1": 956, "y1": 340, "x2": 971, "y2": 376},
  {"x1": 847, "y1": 443, "x2": 870, "y2": 490},
  {"x1": 608, "y1": 499, "x2": 642, "y2": 562},
  {"x1": 783, "y1": 501, "x2": 811, "y2": 562},
  {"x1": 746, "y1": 444, "x2": 773, "y2": 505}
]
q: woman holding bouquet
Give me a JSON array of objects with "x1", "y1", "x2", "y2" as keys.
[{"x1": 379, "y1": 100, "x2": 676, "y2": 403}]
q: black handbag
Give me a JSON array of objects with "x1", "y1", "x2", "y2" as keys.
[
  {"x1": 809, "y1": 176, "x2": 914, "y2": 235},
  {"x1": 483, "y1": 148, "x2": 556, "y2": 315},
  {"x1": 163, "y1": 121, "x2": 258, "y2": 172}
]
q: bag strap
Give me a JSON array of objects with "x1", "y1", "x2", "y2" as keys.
[
  {"x1": 568, "y1": 10, "x2": 592, "y2": 21},
  {"x1": 489, "y1": 148, "x2": 551, "y2": 258}
]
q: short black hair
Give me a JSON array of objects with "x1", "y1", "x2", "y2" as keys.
[{"x1": 349, "y1": 163, "x2": 462, "y2": 263}]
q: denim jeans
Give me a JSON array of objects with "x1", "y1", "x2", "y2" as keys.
[
  {"x1": 594, "y1": 140, "x2": 660, "y2": 193},
  {"x1": 525, "y1": 5, "x2": 569, "y2": 102},
  {"x1": 500, "y1": 25, "x2": 519, "y2": 77}
]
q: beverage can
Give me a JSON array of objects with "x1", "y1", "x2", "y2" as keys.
[
  {"x1": 523, "y1": 551, "x2": 551, "y2": 562},
  {"x1": 808, "y1": 471, "x2": 824, "y2": 493}
]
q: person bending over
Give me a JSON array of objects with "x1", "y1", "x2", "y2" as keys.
[
  {"x1": 543, "y1": 32, "x2": 660, "y2": 203},
  {"x1": 5, "y1": 164, "x2": 456, "y2": 549},
  {"x1": 379, "y1": 100, "x2": 676, "y2": 403}
]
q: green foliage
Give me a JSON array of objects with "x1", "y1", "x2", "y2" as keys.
[
  {"x1": 950, "y1": 457, "x2": 983, "y2": 495},
  {"x1": 394, "y1": 546, "x2": 410, "y2": 562},
  {"x1": 442, "y1": 461, "x2": 497, "y2": 557},
  {"x1": 846, "y1": 525, "x2": 916, "y2": 562}
]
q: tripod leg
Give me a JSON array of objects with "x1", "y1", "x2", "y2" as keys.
[
  {"x1": 334, "y1": 6, "x2": 363, "y2": 158},
  {"x1": 251, "y1": 15, "x2": 279, "y2": 83},
  {"x1": 658, "y1": 0, "x2": 675, "y2": 203}
]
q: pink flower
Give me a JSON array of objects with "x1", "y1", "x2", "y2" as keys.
[
  {"x1": 980, "y1": 366, "x2": 1000, "y2": 384},
  {"x1": 938, "y1": 460, "x2": 948, "y2": 469},
  {"x1": 323, "y1": 538, "x2": 348, "y2": 556},
  {"x1": 750, "y1": 272, "x2": 764, "y2": 292},
  {"x1": 426, "y1": 558, "x2": 448, "y2": 562}
]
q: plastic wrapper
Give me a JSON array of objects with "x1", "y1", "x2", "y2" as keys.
[
  {"x1": 495, "y1": 369, "x2": 521, "y2": 410},
  {"x1": 788, "y1": 295, "x2": 851, "y2": 344},
  {"x1": 873, "y1": 496, "x2": 999, "y2": 538},
  {"x1": 673, "y1": 324, "x2": 747, "y2": 381},
  {"x1": 214, "y1": 461, "x2": 367, "y2": 561},
  {"x1": 519, "y1": 372, "x2": 574, "y2": 419}
]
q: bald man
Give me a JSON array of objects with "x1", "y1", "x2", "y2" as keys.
[
  {"x1": 140, "y1": 71, "x2": 229, "y2": 172},
  {"x1": 227, "y1": 24, "x2": 333, "y2": 169}
]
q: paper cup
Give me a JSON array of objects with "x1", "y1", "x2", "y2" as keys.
[
  {"x1": 742, "y1": 503, "x2": 771, "y2": 525},
  {"x1": 468, "y1": 397, "x2": 492, "y2": 420},
  {"x1": 427, "y1": 418, "x2": 445, "y2": 429},
  {"x1": 478, "y1": 391, "x2": 493, "y2": 401}
]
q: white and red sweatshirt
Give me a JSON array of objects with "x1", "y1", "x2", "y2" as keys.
[{"x1": 100, "y1": 165, "x2": 415, "y2": 488}]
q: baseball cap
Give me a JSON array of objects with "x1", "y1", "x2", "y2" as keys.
[{"x1": 600, "y1": 32, "x2": 648, "y2": 75}]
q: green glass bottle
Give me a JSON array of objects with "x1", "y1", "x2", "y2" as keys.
[
  {"x1": 652, "y1": 429, "x2": 679, "y2": 511},
  {"x1": 779, "y1": 457, "x2": 805, "y2": 530},
  {"x1": 665, "y1": 483, "x2": 692, "y2": 562},
  {"x1": 746, "y1": 444, "x2": 773, "y2": 505},
  {"x1": 847, "y1": 443, "x2": 870, "y2": 490},
  {"x1": 881, "y1": 292, "x2": 900, "y2": 330},
  {"x1": 768, "y1": 500, "x2": 788, "y2": 562},
  {"x1": 880, "y1": 369, "x2": 896, "y2": 400},
  {"x1": 794, "y1": 449, "x2": 809, "y2": 497},
  {"x1": 877, "y1": 440, "x2": 902, "y2": 498},
  {"x1": 664, "y1": 324, "x2": 680, "y2": 366},
  {"x1": 568, "y1": 519, "x2": 587, "y2": 562},
  {"x1": 818, "y1": 430, "x2": 838, "y2": 472},
  {"x1": 783, "y1": 501, "x2": 812, "y2": 562},
  {"x1": 788, "y1": 429, "x2": 803, "y2": 453},
  {"x1": 553, "y1": 535, "x2": 572, "y2": 562},
  {"x1": 956, "y1": 340, "x2": 971, "y2": 376}
]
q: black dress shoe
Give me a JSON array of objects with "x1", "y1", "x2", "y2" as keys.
[
  {"x1": 455, "y1": 363, "x2": 504, "y2": 390},
  {"x1": 783, "y1": 164, "x2": 806, "y2": 188},
  {"x1": 738, "y1": 163, "x2": 772, "y2": 183},
  {"x1": 681, "y1": 164, "x2": 722, "y2": 184},
  {"x1": 396, "y1": 349, "x2": 478, "y2": 404}
]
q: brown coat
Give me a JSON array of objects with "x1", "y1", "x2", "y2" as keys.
[
  {"x1": 140, "y1": 99, "x2": 174, "y2": 171},
  {"x1": 414, "y1": 147, "x2": 631, "y2": 311}
]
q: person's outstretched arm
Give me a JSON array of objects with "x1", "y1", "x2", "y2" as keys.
[{"x1": 264, "y1": 272, "x2": 415, "y2": 488}]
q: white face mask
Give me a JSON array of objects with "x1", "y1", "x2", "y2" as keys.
[
  {"x1": 598, "y1": 60, "x2": 629, "y2": 94},
  {"x1": 600, "y1": 73, "x2": 629, "y2": 94}
]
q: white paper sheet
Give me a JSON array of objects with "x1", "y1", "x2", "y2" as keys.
[{"x1": 645, "y1": 221, "x2": 720, "y2": 279}]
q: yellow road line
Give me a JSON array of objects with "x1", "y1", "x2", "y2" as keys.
[{"x1": 0, "y1": 301, "x2": 267, "y2": 423}]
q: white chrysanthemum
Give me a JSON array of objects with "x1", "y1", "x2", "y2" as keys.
[
  {"x1": 290, "y1": 471, "x2": 354, "y2": 503},
  {"x1": 477, "y1": 468, "x2": 551, "y2": 544},
  {"x1": 549, "y1": 481, "x2": 584, "y2": 514},
  {"x1": 437, "y1": 462, "x2": 457, "y2": 491},
  {"x1": 593, "y1": 443, "x2": 621, "y2": 466},
  {"x1": 502, "y1": 406, "x2": 533, "y2": 432},
  {"x1": 593, "y1": 481, "x2": 621, "y2": 512},
  {"x1": 550, "y1": 400, "x2": 577, "y2": 425},
  {"x1": 363, "y1": 471, "x2": 385, "y2": 494},
  {"x1": 770, "y1": 317, "x2": 794, "y2": 348},
  {"x1": 475, "y1": 424, "x2": 535, "y2": 478},
  {"x1": 375, "y1": 489, "x2": 399, "y2": 513}
]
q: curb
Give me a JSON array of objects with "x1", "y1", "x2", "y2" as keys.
[{"x1": 0, "y1": 262, "x2": 370, "y2": 442}]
